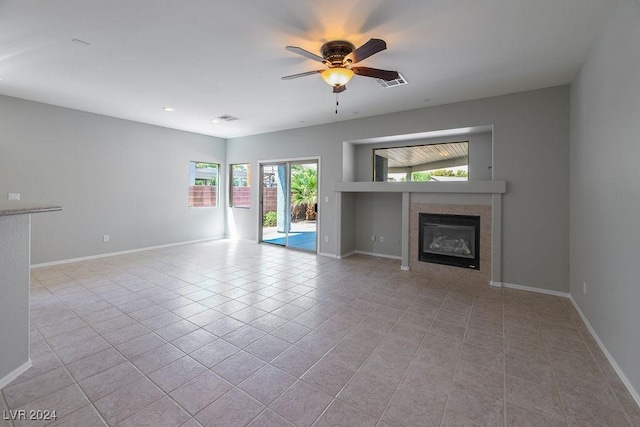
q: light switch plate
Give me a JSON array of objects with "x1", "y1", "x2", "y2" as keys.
[{"x1": 8, "y1": 193, "x2": 20, "y2": 200}]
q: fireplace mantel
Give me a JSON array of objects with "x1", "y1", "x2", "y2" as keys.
[{"x1": 334, "y1": 180, "x2": 506, "y2": 194}]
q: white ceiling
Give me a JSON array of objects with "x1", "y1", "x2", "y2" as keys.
[{"x1": 0, "y1": 0, "x2": 620, "y2": 139}]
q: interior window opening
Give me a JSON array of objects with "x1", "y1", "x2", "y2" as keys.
[{"x1": 373, "y1": 141, "x2": 469, "y2": 182}]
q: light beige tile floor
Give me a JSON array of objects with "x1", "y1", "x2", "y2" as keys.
[{"x1": 1, "y1": 239, "x2": 639, "y2": 426}]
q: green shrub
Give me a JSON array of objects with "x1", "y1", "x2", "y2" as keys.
[{"x1": 263, "y1": 211, "x2": 277, "y2": 227}]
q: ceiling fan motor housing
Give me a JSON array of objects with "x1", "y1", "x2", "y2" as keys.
[{"x1": 320, "y1": 41, "x2": 355, "y2": 66}]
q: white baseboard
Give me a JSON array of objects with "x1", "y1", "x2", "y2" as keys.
[
  {"x1": 569, "y1": 296, "x2": 640, "y2": 409},
  {"x1": 318, "y1": 252, "x2": 338, "y2": 259},
  {"x1": 336, "y1": 251, "x2": 356, "y2": 260},
  {"x1": 30, "y1": 236, "x2": 226, "y2": 268},
  {"x1": 0, "y1": 360, "x2": 32, "y2": 390},
  {"x1": 501, "y1": 281, "x2": 570, "y2": 298},
  {"x1": 401, "y1": 265, "x2": 410, "y2": 271},
  {"x1": 353, "y1": 250, "x2": 402, "y2": 260},
  {"x1": 490, "y1": 281, "x2": 502, "y2": 288}
]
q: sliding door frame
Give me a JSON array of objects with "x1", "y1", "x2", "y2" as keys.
[{"x1": 257, "y1": 156, "x2": 321, "y2": 253}]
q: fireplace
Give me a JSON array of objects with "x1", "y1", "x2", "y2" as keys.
[{"x1": 419, "y1": 213, "x2": 480, "y2": 270}]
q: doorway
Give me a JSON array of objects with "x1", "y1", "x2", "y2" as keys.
[{"x1": 259, "y1": 160, "x2": 318, "y2": 252}]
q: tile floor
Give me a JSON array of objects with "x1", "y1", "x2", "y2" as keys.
[{"x1": 1, "y1": 239, "x2": 639, "y2": 427}]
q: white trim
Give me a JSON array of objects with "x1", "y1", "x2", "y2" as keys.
[
  {"x1": 318, "y1": 252, "x2": 337, "y2": 259},
  {"x1": 501, "y1": 281, "x2": 570, "y2": 298},
  {"x1": 0, "y1": 360, "x2": 32, "y2": 390},
  {"x1": 400, "y1": 265, "x2": 410, "y2": 271},
  {"x1": 569, "y1": 296, "x2": 640, "y2": 408},
  {"x1": 353, "y1": 250, "x2": 402, "y2": 260},
  {"x1": 30, "y1": 236, "x2": 225, "y2": 268},
  {"x1": 489, "y1": 281, "x2": 502, "y2": 288},
  {"x1": 336, "y1": 251, "x2": 356, "y2": 260}
]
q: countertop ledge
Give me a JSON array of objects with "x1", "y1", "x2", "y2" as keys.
[{"x1": 0, "y1": 202, "x2": 62, "y2": 216}]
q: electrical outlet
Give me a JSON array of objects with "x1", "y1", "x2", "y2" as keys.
[
  {"x1": 583, "y1": 281, "x2": 587, "y2": 294},
  {"x1": 379, "y1": 236, "x2": 384, "y2": 243},
  {"x1": 324, "y1": 235, "x2": 328, "y2": 242},
  {"x1": 103, "y1": 235, "x2": 109, "y2": 242},
  {"x1": 370, "y1": 236, "x2": 376, "y2": 242},
  {"x1": 8, "y1": 193, "x2": 20, "y2": 200},
  {"x1": 324, "y1": 196, "x2": 329, "y2": 203}
]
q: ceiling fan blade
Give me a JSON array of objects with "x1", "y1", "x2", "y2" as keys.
[
  {"x1": 285, "y1": 46, "x2": 325, "y2": 63},
  {"x1": 281, "y1": 70, "x2": 323, "y2": 80},
  {"x1": 333, "y1": 85, "x2": 346, "y2": 94},
  {"x1": 347, "y1": 38, "x2": 387, "y2": 64},
  {"x1": 352, "y1": 66, "x2": 399, "y2": 81}
]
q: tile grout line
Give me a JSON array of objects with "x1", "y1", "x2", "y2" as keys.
[
  {"x1": 32, "y1": 270, "x2": 217, "y2": 426},
  {"x1": 0, "y1": 389, "x2": 15, "y2": 427},
  {"x1": 260, "y1": 285, "x2": 397, "y2": 425},
  {"x1": 502, "y1": 289, "x2": 507, "y2": 427},
  {"x1": 28, "y1": 320, "x2": 111, "y2": 427},
  {"x1": 375, "y1": 293, "x2": 440, "y2": 426},
  {"x1": 37, "y1": 251, "x2": 442, "y2": 426},
  {"x1": 258, "y1": 273, "x2": 419, "y2": 424},
  {"x1": 540, "y1": 300, "x2": 584, "y2": 426},
  {"x1": 319, "y1": 287, "x2": 431, "y2": 424},
  {"x1": 439, "y1": 286, "x2": 477, "y2": 427},
  {"x1": 24, "y1": 244, "x2": 638, "y2": 426}
]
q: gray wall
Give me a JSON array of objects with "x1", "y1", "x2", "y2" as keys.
[
  {"x1": 1, "y1": 85, "x2": 570, "y2": 292},
  {"x1": 570, "y1": 0, "x2": 640, "y2": 395},
  {"x1": 0, "y1": 95, "x2": 227, "y2": 264},
  {"x1": 228, "y1": 86, "x2": 570, "y2": 292},
  {"x1": 354, "y1": 193, "x2": 403, "y2": 257}
]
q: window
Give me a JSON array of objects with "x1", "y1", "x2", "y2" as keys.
[
  {"x1": 230, "y1": 163, "x2": 250, "y2": 208},
  {"x1": 373, "y1": 141, "x2": 469, "y2": 182},
  {"x1": 188, "y1": 161, "x2": 219, "y2": 207}
]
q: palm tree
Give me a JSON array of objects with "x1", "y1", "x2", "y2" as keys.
[{"x1": 290, "y1": 167, "x2": 317, "y2": 221}]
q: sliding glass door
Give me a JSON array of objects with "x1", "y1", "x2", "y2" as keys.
[
  {"x1": 259, "y1": 160, "x2": 318, "y2": 252},
  {"x1": 260, "y1": 163, "x2": 288, "y2": 247}
]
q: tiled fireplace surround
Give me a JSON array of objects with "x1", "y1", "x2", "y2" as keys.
[{"x1": 410, "y1": 203, "x2": 492, "y2": 286}]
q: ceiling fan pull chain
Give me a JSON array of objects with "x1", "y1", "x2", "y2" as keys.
[{"x1": 335, "y1": 93, "x2": 339, "y2": 114}]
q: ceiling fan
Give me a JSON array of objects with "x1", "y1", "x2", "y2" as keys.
[{"x1": 281, "y1": 38, "x2": 400, "y2": 93}]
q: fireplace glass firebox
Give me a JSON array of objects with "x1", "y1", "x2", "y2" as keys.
[{"x1": 419, "y1": 213, "x2": 480, "y2": 270}]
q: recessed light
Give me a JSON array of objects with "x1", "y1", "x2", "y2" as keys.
[
  {"x1": 163, "y1": 107, "x2": 175, "y2": 112},
  {"x1": 211, "y1": 119, "x2": 220, "y2": 124}
]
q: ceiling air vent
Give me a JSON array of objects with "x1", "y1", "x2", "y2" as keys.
[
  {"x1": 216, "y1": 114, "x2": 239, "y2": 122},
  {"x1": 376, "y1": 73, "x2": 408, "y2": 88}
]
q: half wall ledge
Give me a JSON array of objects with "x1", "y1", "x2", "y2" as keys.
[{"x1": 334, "y1": 180, "x2": 506, "y2": 194}]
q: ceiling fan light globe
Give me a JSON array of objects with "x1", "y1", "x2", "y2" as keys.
[{"x1": 321, "y1": 68, "x2": 354, "y2": 87}]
